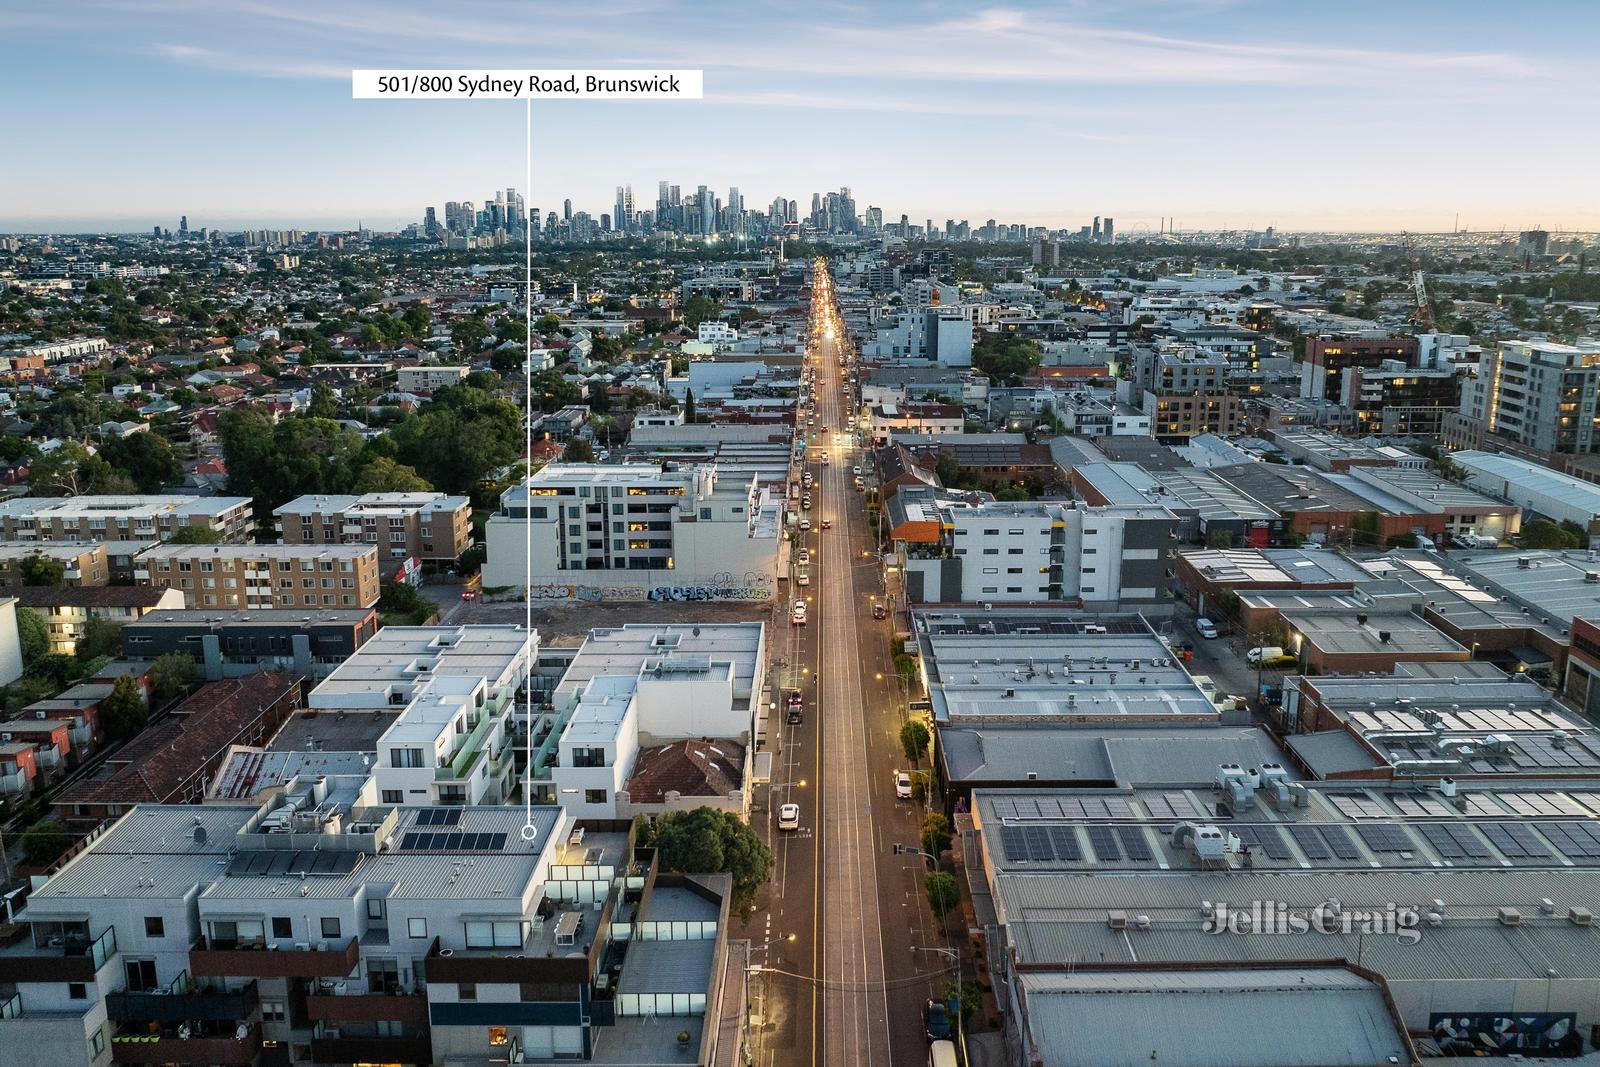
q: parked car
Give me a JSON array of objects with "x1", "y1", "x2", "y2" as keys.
[
  {"x1": 799, "y1": 518, "x2": 812, "y2": 531},
  {"x1": 778, "y1": 804, "x2": 800, "y2": 831},
  {"x1": 872, "y1": 601, "x2": 887, "y2": 620},
  {"x1": 923, "y1": 999, "x2": 953, "y2": 1042},
  {"x1": 894, "y1": 771, "x2": 913, "y2": 799},
  {"x1": 786, "y1": 691, "x2": 803, "y2": 724},
  {"x1": 1195, "y1": 617, "x2": 1219, "y2": 639},
  {"x1": 791, "y1": 601, "x2": 808, "y2": 625}
]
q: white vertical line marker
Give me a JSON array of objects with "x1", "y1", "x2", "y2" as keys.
[{"x1": 523, "y1": 96, "x2": 535, "y2": 832}]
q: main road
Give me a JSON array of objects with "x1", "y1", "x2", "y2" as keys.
[{"x1": 750, "y1": 262, "x2": 954, "y2": 1067}]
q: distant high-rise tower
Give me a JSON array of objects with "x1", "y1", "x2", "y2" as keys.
[
  {"x1": 1092, "y1": 216, "x2": 1101, "y2": 241},
  {"x1": 179, "y1": 215, "x2": 188, "y2": 236},
  {"x1": 563, "y1": 199, "x2": 573, "y2": 222},
  {"x1": 424, "y1": 207, "x2": 439, "y2": 238},
  {"x1": 1102, "y1": 218, "x2": 1115, "y2": 245}
]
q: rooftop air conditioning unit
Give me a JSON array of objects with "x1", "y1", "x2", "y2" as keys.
[{"x1": 1498, "y1": 907, "x2": 1522, "y2": 927}]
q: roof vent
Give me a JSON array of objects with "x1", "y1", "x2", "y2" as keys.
[
  {"x1": 1498, "y1": 907, "x2": 1522, "y2": 927},
  {"x1": 1570, "y1": 907, "x2": 1593, "y2": 927},
  {"x1": 1106, "y1": 910, "x2": 1128, "y2": 930}
]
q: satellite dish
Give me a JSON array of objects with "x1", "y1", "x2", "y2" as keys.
[{"x1": 193, "y1": 826, "x2": 208, "y2": 846}]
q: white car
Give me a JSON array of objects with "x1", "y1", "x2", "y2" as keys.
[
  {"x1": 894, "y1": 771, "x2": 913, "y2": 800},
  {"x1": 778, "y1": 803, "x2": 801, "y2": 831},
  {"x1": 791, "y1": 600, "x2": 807, "y2": 625},
  {"x1": 799, "y1": 518, "x2": 812, "y2": 531}
]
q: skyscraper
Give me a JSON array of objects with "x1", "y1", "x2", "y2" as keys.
[
  {"x1": 179, "y1": 214, "x2": 188, "y2": 236},
  {"x1": 424, "y1": 207, "x2": 439, "y2": 238},
  {"x1": 1102, "y1": 218, "x2": 1115, "y2": 245},
  {"x1": 563, "y1": 199, "x2": 573, "y2": 222}
]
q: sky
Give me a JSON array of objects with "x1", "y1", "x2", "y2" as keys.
[{"x1": 2, "y1": 0, "x2": 1596, "y2": 234}]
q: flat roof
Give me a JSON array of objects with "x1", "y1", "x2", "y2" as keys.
[
  {"x1": 556, "y1": 623, "x2": 764, "y2": 711},
  {"x1": 137, "y1": 543, "x2": 378, "y2": 561},
  {"x1": 275, "y1": 492, "x2": 468, "y2": 516},
  {"x1": 128, "y1": 607, "x2": 373, "y2": 629},
  {"x1": 941, "y1": 725, "x2": 1291, "y2": 787},
  {"x1": 1446, "y1": 549, "x2": 1600, "y2": 626},
  {"x1": 1180, "y1": 547, "x2": 1370, "y2": 586},
  {"x1": 0, "y1": 494, "x2": 251, "y2": 520},
  {"x1": 1284, "y1": 611, "x2": 1467, "y2": 656},
  {"x1": 915, "y1": 610, "x2": 1217, "y2": 722},
  {"x1": 309, "y1": 624, "x2": 533, "y2": 704},
  {"x1": 1363, "y1": 554, "x2": 1569, "y2": 641},
  {"x1": 1017, "y1": 966, "x2": 1412, "y2": 1067},
  {"x1": 1210, "y1": 462, "x2": 1378, "y2": 514},
  {"x1": 1454, "y1": 450, "x2": 1600, "y2": 519}
]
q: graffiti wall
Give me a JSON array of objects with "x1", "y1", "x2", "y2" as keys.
[{"x1": 522, "y1": 571, "x2": 771, "y2": 603}]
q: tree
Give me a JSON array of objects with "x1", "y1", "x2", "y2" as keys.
[
  {"x1": 490, "y1": 346, "x2": 525, "y2": 376},
  {"x1": 378, "y1": 581, "x2": 431, "y2": 623},
  {"x1": 169, "y1": 524, "x2": 224, "y2": 545},
  {"x1": 941, "y1": 979, "x2": 983, "y2": 1024},
  {"x1": 20, "y1": 818, "x2": 73, "y2": 868},
  {"x1": 353, "y1": 456, "x2": 432, "y2": 493},
  {"x1": 1204, "y1": 528, "x2": 1234, "y2": 549},
  {"x1": 530, "y1": 369, "x2": 581, "y2": 412},
  {"x1": 101, "y1": 675, "x2": 149, "y2": 741},
  {"x1": 76, "y1": 616, "x2": 123, "y2": 662},
  {"x1": 402, "y1": 304, "x2": 431, "y2": 338},
  {"x1": 900, "y1": 719, "x2": 931, "y2": 767},
  {"x1": 934, "y1": 451, "x2": 961, "y2": 488},
  {"x1": 18, "y1": 551, "x2": 65, "y2": 587},
  {"x1": 99, "y1": 431, "x2": 182, "y2": 493},
  {"x1": 921, "y1": 813, "x2": 953, "y2": 858},
  {"x1": 16, "y1": 607, "x2": 48, "y2": 663},
  {"x1": 681, "y1": 294, "x2": 721, "y2": 330},
  {"x1": 651, "y1": 806, "x2": 774, "y2": 911},
  {"x1": 562, "y1": 438, "x2": 596, "y2": 463},
  {"x1": 307, "y1": 382, "x2": 340, "y2": 420},
  {"x1": 1521, "y1": 518, "x2": 1579, "y2": 550},
  {"x1": 151, "y1": 652, "x2": 199, "y2": 703},
  {"x1": 924, "y1": 871, "x2": 959, "y2": 918},
  {"x1": 451, "y1": 316, "x2": 490, "y2": 356},
  {"x1": 971, "y1": 331, "x2": 1041, "y2": 385}
]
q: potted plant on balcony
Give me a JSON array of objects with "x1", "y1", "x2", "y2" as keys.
[{"x1": 676, "y1": 1029, "x2": 691, "y2": 1048}]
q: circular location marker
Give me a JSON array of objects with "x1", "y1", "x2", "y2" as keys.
[{"x1": 519, "y1": 822, "x2": 540, "y2": 842}]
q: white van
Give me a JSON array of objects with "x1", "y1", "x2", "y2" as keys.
[
  {"x1": 1195, "y1": 618, "x2": 1219, "y2": 639},
  {"x1": 928, "y1": 1041, "x2": 958, "y2": 1067}
]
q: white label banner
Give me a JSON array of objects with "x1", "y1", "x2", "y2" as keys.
[{"x1": 353, "y1": 69, "x2": 703, "y2": 100}]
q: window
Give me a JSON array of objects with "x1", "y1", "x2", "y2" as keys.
[
  {"x1": 320, "y1": 917, "x2": 341, "y2": 939},
  {"x1": 391, "y1": 748, "x2": 425, "y2": 768},
  {"x1": 465, "y1": 921, "x2": 524, "y2": 948},
  {"x1": 585, "y1": 789, "x2": 608, "y2": 804},
  {"x1": 90, "y1": 1029, "x2": 106, "y2": 1059},
  {"x1": 366, "y1": 898, "x2": 387, "y2": 921},
  {"x1": 489, "y1": 1026, "x2": 509, "y2": 1046},
  {"x1": 381, "y1": 789, "x2": 403, "y2": 804},
  {"x1": 981, "y1": 567, "x2": 998, "y2": 574},
  {"x1": 261, "y1": 1000, "x2": 286, "y2": 1022},
  {"x1": 144, "y1": 916, "x2": 164, "y2": 938},
  {"x1": 408, "y1": 918, "x2": 428, "y2": 939},
  {"x1": 69, "y1": 982, "x2": 87, "y2": 1000},
  {"x1": 272, "y1": 917, "x2": 292, "y2": 940},
  {"x1": 459, "y1": 982, "x2": 477, "y2": 1002}
]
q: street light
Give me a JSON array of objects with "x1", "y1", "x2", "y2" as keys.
[{"x1": 892, "y1": 843, "x2": 937, "y2": 868}]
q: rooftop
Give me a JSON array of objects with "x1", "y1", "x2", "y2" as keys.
[
  {"x1": 940, "y1": 724, "x2": 1291, "y2": 788},
  {"x1": 0, "y1": 494, "x2": 251, "y2": 521},
  {"x1": 1179, "y1": 547, "x2": 1370, "y2": 587},
  {"x1": 137, "y1": 543, "x2": 378, "y2": 561},
  {"x1": 1284, "y1": 611, "x2": 1468, "y2": 657},
  {"x1": 309, "y1": 624, "x2": 534, "y2": 706},
  {"x1": 1454, "y1": 450, "x2": 1600, "y2": 519}
]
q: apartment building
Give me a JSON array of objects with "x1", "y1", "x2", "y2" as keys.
[
  {"x1": 0, "y1": 495, "x2": 254, "y2": 543},
  {"x1": 395, "y1": 364, "x2": 468, "y2": 393},
  {"x1": 1341, "y1": 360, "x2": 1459, "y2": 436},
  {"x1": 14, "y1": 585, "x2": 186, "y2": 655},
  {"x1": 483, "y1": 463, "x2": 781, "y2": 592},
  {"x1": 862, "y1": 306, "x2": 974, "y2": 366},
  {"x1": 0, "y1": 543, "x2": 111, "y2": 587},
  {"x1": 1127, "y1": 350, "x2": 1243, "y2": 442},
  {"x1": 122, "y1": 608, "x2": 379, "y2": 682},
  {"x1": 274, "y1": 492, "x2": 473, "y2": 562},
  {"x1": 1456, "y1": 339, "x2": 1600, "y2": 457},
  {"x1": 887, "y1": 492, "x2": 1176, "y2": 611},
  {"x1": 135, "y1": 544, "x2": 381, "y2": 610},
  {"x1": 537, "y1": 622, "x2": 767, "y2": 819},
  {"x1": 2, "y1": 788, "x2": 735, "y2": 1067},
  {"x1": 1299, "y1": 333, "x2": 1419, "y2": 401},
  {"x1": 308, "y1": 625, "x2": 537, "y2": 807},
  {"x1": 868, "y1": 402, "x2": 965, "y2": 446}
]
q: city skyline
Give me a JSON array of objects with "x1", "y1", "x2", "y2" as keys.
[{"x1": 4, "y1": 0, "x2": 1597, "y2": 233}]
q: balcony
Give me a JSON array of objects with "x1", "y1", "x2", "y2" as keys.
[
  {"x1": 111, "y1": 1021, "x2": 262, "y2": 1065},
  {"x1": 0, "y1": 770, "x2": 26, "y2": 795},
  {"x1": 0, "y1": 923, "x2": 116, "y2": 982},
  {"x1": 305, "y1": 988, "x2": 428, "y2": 1025},
  {"x1": 189, "y1": 936, "x2": 360, "y2": 979},
  {"x1": 309, "y1": 1034, "x2": 432, "y2": 1065},
  {"x1": 107, "y1": 977, "x2": 259, "y2": 1023}
]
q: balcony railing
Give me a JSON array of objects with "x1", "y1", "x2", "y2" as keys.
[
  {"x1": 0, "y1": 925, "x2": 117, "y2": 982},
  {"x1": 309, "y1": 1034, "x2": 431, "y2": 1065},
  {"x1": 107, "y1": 976, "x2": 259, "y2": 1023},
  {"x1": 111, "y1": 1021, "x2": 262, "y2": 1065},
  {"x1": 305, "y1": 989, "x2": 428, "y2": 1025},
  {"x1": 189, "y1": 936, "x2": 359, "y2": 979}
]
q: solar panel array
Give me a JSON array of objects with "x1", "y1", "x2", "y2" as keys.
[
  {"x1": 397, "y1": 831, "x2": 508, "y2": 852},
  {"x1": 226, "y1": 850, "x2": 363, "y2": 877},
  {"x1": 1143, "y1": 793, "x2": 1206, "y2": 820},
  {"x1": 1117, "y1": 826, "x2": 1153, "y2": 861},
  {"x1": 1416, "y1": 823, "x2": 1491, "y2": 860},
  {"x1": 1475, "y1": 822, "x2": 1551, "y2": 861},
  {"x1": 1086, "y1": 826, "x2": 1121, "y2": 861},
  {"x1": 1538, "y1": 822, "x2": 1600, "y2": 863},
  {"x1": 1288, "y1": 825, "x2": 1331, "y2": 860},
  {"x1": 1328, "y1": 794, "x2": 1389, "y2": 819},
  {"x1": 990, "y1": 797, "x2": 1134, "y2": 819},
  {"x1": 1497, "y1": 792, "x2": 1585, "y2": 817},
  {"x1": 1315, "y1": 824, "x2": 1364, "y2": 860},
  {"x1": 1232, "y1": 824, "x2": 1292, "y2": 861},
  {"x1": 1389, "y1": 793, "x2": 1455, "y2": 817},
  {"x1": 1355, "y1": 824, "x2": 1414, "y2": 853},
  {"x1": 415, "y1": 808, "x2": 463, "y2": 826}
]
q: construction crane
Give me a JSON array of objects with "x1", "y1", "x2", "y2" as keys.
[{"x1": 1402, "y1": 232, "x2": 1435, "y2": 330}]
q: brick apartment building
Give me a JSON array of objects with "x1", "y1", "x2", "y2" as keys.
[
  {"x1": 273, "y1": 492, "x2": 473, "y2": 562},
  {"x1": 136, "y1": 544, "x2": 381, "y2": 610}
]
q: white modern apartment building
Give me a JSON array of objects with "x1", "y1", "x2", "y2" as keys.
[
  {"x1": 537, "y1": 623, "x2": 766, "y2": 819},
  {"x1": 862, "y1": 306, "x2": 973, "y2": 366},
  {"x1": 694, "y1": 321, "x2": 739, "y2": 346},
  {"x1": 483, "y1": 463, "x2": 781, "y2": 592},
  {"x1": 10, "y1": 336, "x2": 109, "y2": 363},
  {"x1": 0, "y1": 780, "x2": 735, "y2": 1067},
  {"x1": 0, "y1": 495, "x2": 255, "y2": 543},
  {"x1": 395, "y1": 365, "x2": 469, "y2": 393},
  {"x1": 890, "y1": 493, "x2": 1177, "y2": 611},
  {"x1": 309, "y1": 625, "x2": 536, "y2": 806}
]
